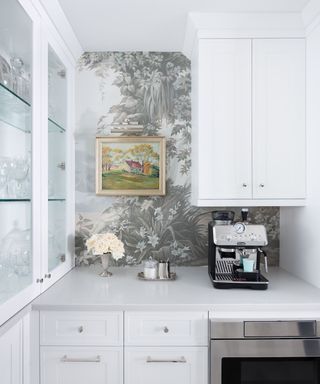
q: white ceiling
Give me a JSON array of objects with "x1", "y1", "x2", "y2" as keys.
[{"x1": 58, "y1": 0, "x2": 310, "y2": 52}]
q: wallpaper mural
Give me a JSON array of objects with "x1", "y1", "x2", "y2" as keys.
[{"x1": 75, "y1": 52, "x2": 280, "y2": 266}]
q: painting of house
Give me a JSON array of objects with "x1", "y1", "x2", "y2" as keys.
[{"x1": 96, "y1": 136, "x2": 166, "y2": 195}]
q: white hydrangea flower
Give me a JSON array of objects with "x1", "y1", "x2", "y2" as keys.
[{"x1": 86, "y1": 233, "x2": 125, "y2": 260}]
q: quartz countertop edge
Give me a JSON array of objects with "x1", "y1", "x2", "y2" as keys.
[{"x1": 31, "y1": 266, "x2": 320, "y2": 319}]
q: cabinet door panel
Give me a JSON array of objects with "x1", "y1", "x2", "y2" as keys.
[
  {"x1": 197, "y1": 39, "x2": 252, "y2": 200},
  {"x1": 41, "y1": 347, "x2": 123, "y2": 384},
  {"x1": 253, "y1": 39, "x2": 306, "y2": 199},
  {"x1": 0, "y1": 321, "x2": 22, "y2": 384},
  {"x1": 125, "y1": 347, "x2": 207, "y2": 384}
]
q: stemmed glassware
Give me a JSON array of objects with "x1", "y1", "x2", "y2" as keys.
[{"x1": 0, "y1": 155, "x2": 30, "y2": 199}]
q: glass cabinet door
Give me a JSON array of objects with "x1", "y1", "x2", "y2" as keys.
[
  {"x1": 47, "y1": 45, "x2": 67, "y2": 272},
  {"x1": 0, "y1": 0, "x2": 38, "y2": 315}
]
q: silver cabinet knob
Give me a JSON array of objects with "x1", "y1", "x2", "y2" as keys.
[
  {"x1": 259, "y1": 183, "x2": 265, "y2": 188},
  {"x1": 36, "y1": 278, "x2": 43, "y2": 283},
  {"x1": 78, "y1": 326, "x2": 84, "y2": 333},
  {"x1": 242, "y1": 183, "x2": 248, "y2": 188},
  {"x1": 44, "y1": 273, "x2": 51, "y2": 279},
  {"x1": 163, "y1": 326, "x2": 169, "y2": 334}
]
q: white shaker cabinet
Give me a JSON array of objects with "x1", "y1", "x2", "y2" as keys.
[
  {"x1": 124, "y1": 311, "x2": 208, "y2": 384},
  {"x1": 252, "y1": 39, "x2": 306, "y2": 200},
  {"x1": 125, "y1": 347, "x2": 208, "y2": 384},
  {"x1": 0, "y1": 319, "x2": 23, "y2": 384},
  {"x1": 191, "y1": 38, "x2": 306, "y2": 206},
  {"x1": 41, "y1": 347, "x2": 123, "y2": 384},
  {"x1": 40, "y1": 311, "x2": 123, "y2": 384},
  {"x1": 192, "y1": 39, "x2": 252, "y2": 202}
]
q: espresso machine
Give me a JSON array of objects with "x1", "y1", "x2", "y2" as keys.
[{"x1": 208, "y1": 210, "x2": 269, "y2": 290}]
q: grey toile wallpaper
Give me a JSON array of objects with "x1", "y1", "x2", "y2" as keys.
[{"x1": 75, "y1": 52, "x2": 280, "y2": 266}]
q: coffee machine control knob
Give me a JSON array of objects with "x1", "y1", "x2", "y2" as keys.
[
  {"x1": 226, "y1": 235, "x2": 232, "y2": 241},
  {"x1": 250, "y1": 233, "x2": 257, "y2": 241}
]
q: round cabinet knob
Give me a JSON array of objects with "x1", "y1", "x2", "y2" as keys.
[
  {"x1": 163, "y1": 326, "x2": 169, "y2": 334},
  {"x1": 78, "y1": 326, "x2": 84, "y2": 333},
  {"x1": 45, "y1": 273, "x2": 51, "y2": 279},
  {"x1": 259, "y1": 183, "x2": 265, "y2": 188},
  {"x1": 36, "y1": 278, "x2": 43, "y2": 283},
  {"x1": 242, "y1": 183, "x2": 247, "y2": 188}
]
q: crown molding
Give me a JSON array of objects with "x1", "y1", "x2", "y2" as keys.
[
  {"x1": 30, "y1": 0, "x2": 83, "y2": 64},
  {"x1": 183, "y1": 12, "x2": 306, "y2": 58},
  {"x1": 302, "y1": 0, "x2": 320, "y2": 35}
]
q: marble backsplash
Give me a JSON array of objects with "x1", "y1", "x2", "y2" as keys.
[{"x1": 75, "y1": 52, "x2": 279, "y2": 266}]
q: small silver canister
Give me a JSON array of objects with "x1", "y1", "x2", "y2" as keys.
[{"x1": 158, "y1": 260, "x2": 170, "y2": 279}]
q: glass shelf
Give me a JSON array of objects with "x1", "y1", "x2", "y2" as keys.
[
  {"x1": 0, "y1": 198, "x2": 31, "y2": 202},
  {"x1": 48, "y1": 118, "x2": 65, "y2": 133},
  {"x1": 0, "y1": 83, "x2": 31, "y2": 133}
]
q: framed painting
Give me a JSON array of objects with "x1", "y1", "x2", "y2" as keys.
[{"x1": 96, "y1": 136, "x2": 166, "y2": 196}]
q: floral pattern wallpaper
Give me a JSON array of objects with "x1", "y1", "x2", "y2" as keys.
[{"x1": 75, "y1": 52, "x2": 280, "y2": 266}]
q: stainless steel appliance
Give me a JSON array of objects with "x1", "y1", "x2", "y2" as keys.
[
  {"x1": 210, "y1": 319, "x2": 320, "y2": 384},
  {"x1": 208, "y1": 220, "x2": 269, "y2": 290}
]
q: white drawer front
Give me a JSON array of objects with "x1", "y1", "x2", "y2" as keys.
[
  {"x1": 125, "y1": 312, "x2": 208, "y2": 346},
  {"x1": 125, "y1": 346, "x2": 207, "y2": 384},
  {"x1": 40, "y1": 311, "x2": 123, "y2": 346},
  {"x1": 41, "y1": 346, "x2": 123, "y2": 384}
]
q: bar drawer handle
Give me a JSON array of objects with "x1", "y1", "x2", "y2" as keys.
[
  {"x1": 61, "y1": 355, "x2": 101, "y2": 363},
  {"x1": 146, "y1": 356, "x2": 186, "y2": 363}
]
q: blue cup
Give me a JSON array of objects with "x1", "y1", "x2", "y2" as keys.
[{"x1": 243, "y1": 259, "x2": 255, "y2": 272}]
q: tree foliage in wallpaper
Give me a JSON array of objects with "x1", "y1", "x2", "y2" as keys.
[{"x1": 76, "y1": 52, "x2": 279, "y2": 266}]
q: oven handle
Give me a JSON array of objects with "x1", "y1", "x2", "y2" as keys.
[{"x1": 211, "y1": 338, "x2": 320, "y2": 384}]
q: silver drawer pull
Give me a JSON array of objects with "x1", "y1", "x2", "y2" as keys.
[
  {"x1": 78, "y1": 326, "x2": 84, "y2": 333},
  {"x1": 163, "y1": 326, "x2": 169, "y2": 333},
  {"x1": 61, "y1": 355, "x2": 101, "y2": 363},
  {"x1": 146, "y1": 356, "x2": 186, "y2": 363}
]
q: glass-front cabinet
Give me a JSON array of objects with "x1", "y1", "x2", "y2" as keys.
[
  {"x1": 0, "y1": 0, "x2": 75, "y2": 325},
  {"x1": 47, "y1": 45, "x2": 67, "y2": 273}
]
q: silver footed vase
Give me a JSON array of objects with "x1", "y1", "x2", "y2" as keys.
[{"x1": 100, "y1": 252, "x2": 112, "y2": 277}]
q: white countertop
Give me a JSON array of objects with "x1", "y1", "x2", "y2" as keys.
[{"x1": 32, "y1": 266, "x2": 320, "y2": 318}]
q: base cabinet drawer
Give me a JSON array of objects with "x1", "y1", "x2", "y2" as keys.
[
  {"x1": 125, "y1": 312, "x2": 208, "y2": 346},
  {"x1": 40, "y1": 346, "x2": 123, "y2": 384},
  {"x1": 40, "y1": 311, "x2": 123, "y2": 346},
  {"x1": 125, "y1": 346, "x2": 208, "y2": 384}
]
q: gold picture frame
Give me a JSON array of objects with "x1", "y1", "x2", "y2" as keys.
[{"x1": 96, "y1": 136, "x2": 166, "y2": 196}]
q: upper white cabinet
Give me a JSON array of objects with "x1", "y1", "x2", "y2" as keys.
[
  {"x1": 0, "y1": 0, "x2": 75, "y2": 326},
  {"x1": 192, "y1": 39, "x2": 252, "y2": 202},
  {"x1": 252, "y1": 39, "x2": 306, "y2": 200},
  {"x1": 191, "y1": 38, "x2": 306, "y2": 207}
]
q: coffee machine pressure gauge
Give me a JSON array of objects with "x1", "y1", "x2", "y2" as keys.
[{"x1": 234, "y1": 222, "x2": 246, "y2": 234}]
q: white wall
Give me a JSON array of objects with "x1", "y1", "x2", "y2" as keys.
[{"x1": 280, "y1": 21, "x2": 320, "y2": 288}]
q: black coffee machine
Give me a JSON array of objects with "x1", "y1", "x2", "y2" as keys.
[{"x1": 208, "y1": 210, "x2": 269, "y2": 290}]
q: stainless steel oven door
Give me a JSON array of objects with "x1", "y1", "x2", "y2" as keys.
[{"x1": 211, "y1": 338, "x2": 320, "y2": 384}]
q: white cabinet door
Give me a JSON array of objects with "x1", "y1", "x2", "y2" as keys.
[
  {"x1": 41, "y1": 347, "x2": 123, "y2": 384},
  {"x1": 0, "y1": 321, "x2": 22, "y2": 384},
  {"x1": 195, "y1": 39, "x2": 252, "y2": 201},
  {"x1": 125, "y1": 347, "x2": 207, "y2": 384},
  {"x1": 253, "y1": 39, "x2": 306, "y2": 199}
]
